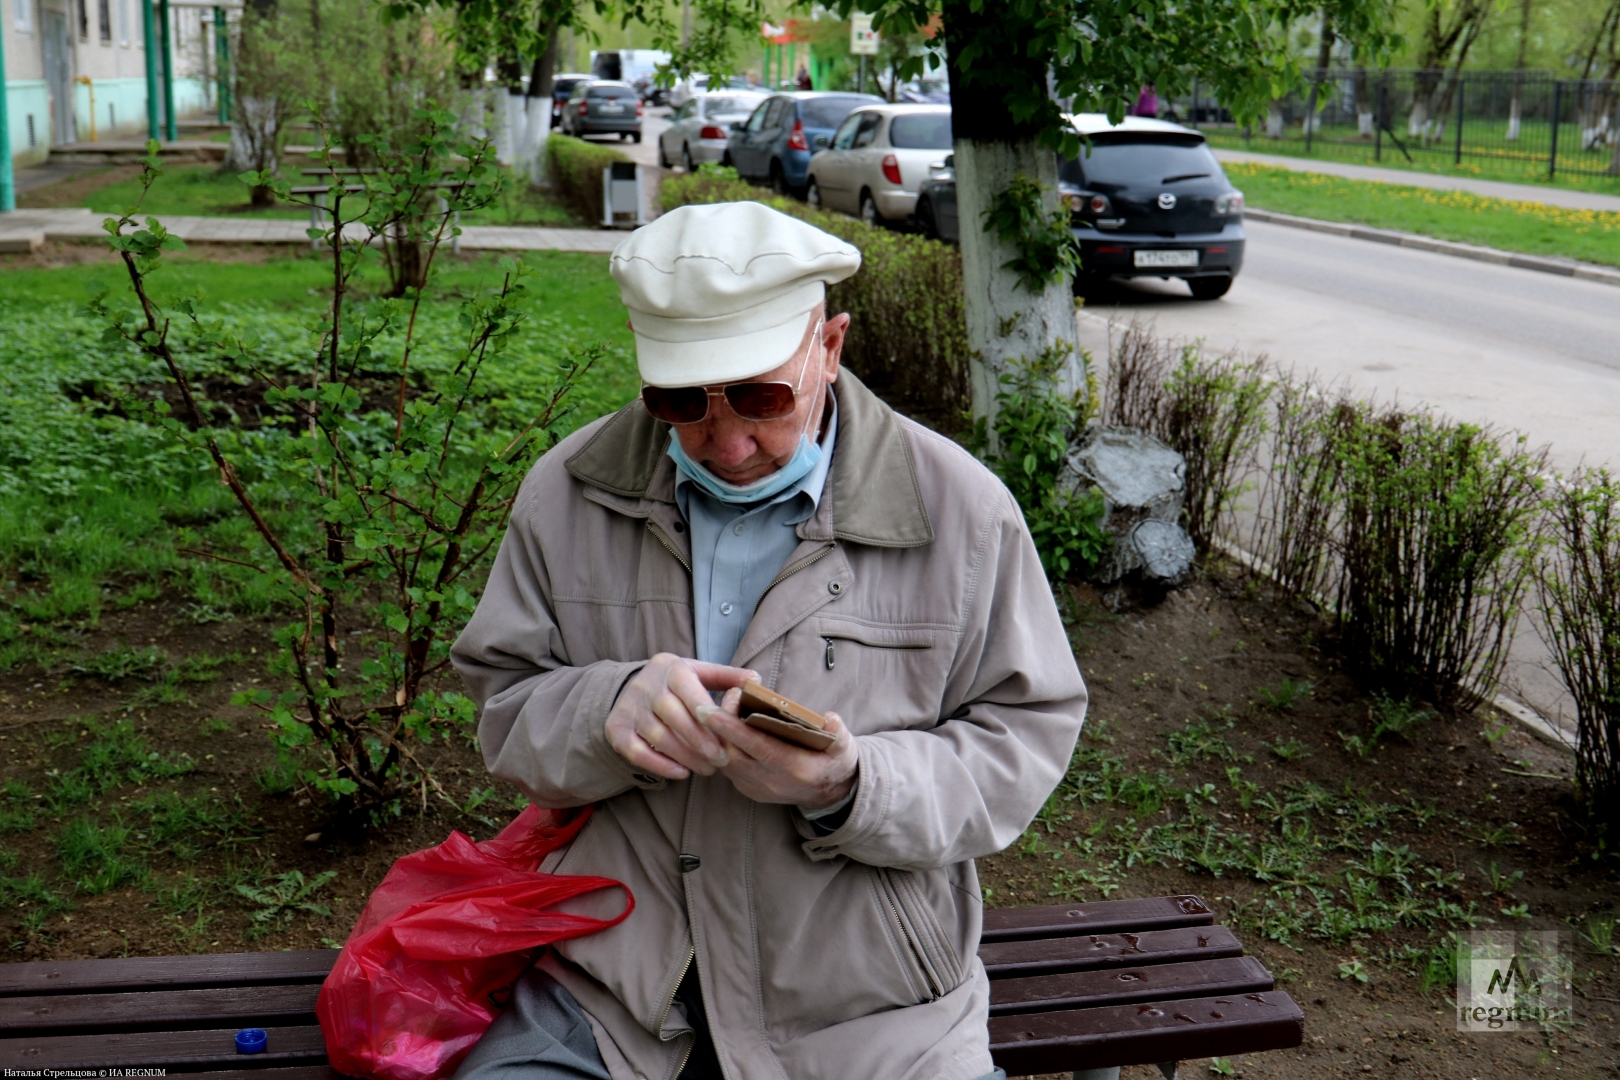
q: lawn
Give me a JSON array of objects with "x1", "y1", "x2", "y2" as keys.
[
  {"x1": 1226, "y1": 161, "x2": 1620, "y2": 268},
  {"x1": 1203, "y1": 126, "x2": 1620, "y2": 195},
  {"x1": 21, "y1": 162, "x2": 587, "y2": 228}
]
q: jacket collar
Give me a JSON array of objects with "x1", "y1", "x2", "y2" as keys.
[{"x1": 565, "y1": 370, "x2": 933, "y2": 548}]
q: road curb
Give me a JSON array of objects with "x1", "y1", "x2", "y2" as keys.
[{"x1": 1243, "y1": 208, "x2": 1620, "y2": 289}]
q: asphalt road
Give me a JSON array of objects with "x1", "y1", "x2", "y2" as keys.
[{"x1": 1074, "y1": 218, "x2": 1620, "y2": 473}]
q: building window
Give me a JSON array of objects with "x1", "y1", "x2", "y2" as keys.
[
  {"x1": 14, "y1": 0, "x2": 32, "y2": 34},
  {"x1": 27, "y1": 114, "x2": 37, "y2": 149},
  {"x1": 97, "y1": 0, "x2": 109, "y2": 42},
  {"x1": 76, "y1": 0, "x2": 87, "y2": 39}
]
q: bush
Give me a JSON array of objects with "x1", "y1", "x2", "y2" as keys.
[
  {"x1": 1536, "y1": 471, "x2": 1620, "y2": 831},
  {"x1": 545, "y1": 134, "x2": 630, "y2": 225},
  {"x1": 661, "y1": 167, "x2": 971, "y2": 435}
]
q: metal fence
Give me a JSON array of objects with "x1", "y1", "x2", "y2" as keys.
[{"x1": 1169, "y1": 69, "x2": 1620, "y2": 180}]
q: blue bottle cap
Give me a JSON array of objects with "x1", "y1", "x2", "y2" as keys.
[{"x1": 235, "y1": 1028, "x2": 268, "y2": 1054}]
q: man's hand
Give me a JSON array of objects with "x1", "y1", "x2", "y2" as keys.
[
  {"x1": 700, "y1": 689, "x2": 859, "y2": 810},
  {"x1": 605, "y1": 654, "x2": 757, "y2": 781}
]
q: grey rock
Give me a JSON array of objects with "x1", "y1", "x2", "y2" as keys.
[{"x1": 1059, "y1": 425, "x2": 1196, "y2": 583}]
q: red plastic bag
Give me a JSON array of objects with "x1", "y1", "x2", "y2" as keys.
[{"x1": 318, "y1": 805, "x2": 632, "y2": 1080}]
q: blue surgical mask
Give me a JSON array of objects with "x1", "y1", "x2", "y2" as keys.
[{"x1": 669, "y1": 430, "x2": 822, "y2": 505}]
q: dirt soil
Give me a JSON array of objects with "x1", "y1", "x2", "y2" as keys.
[{"x1": 0, "y1": 562, "x2": 1615, "y2": 1080}]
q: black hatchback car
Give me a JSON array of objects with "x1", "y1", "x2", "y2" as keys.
[
  {"x1": 1060, "y1": 115, "x2": 1244, "y2": 299},
  {"x1": 913, "y1": 116, "x2": 1244, "y2": 300}
]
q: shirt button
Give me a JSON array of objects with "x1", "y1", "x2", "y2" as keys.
[
  {"x1": 733, "y1": 523, "x2": 746, "y2": 535},
  {"x1": 720, "y1": 602, "x2": 734, "y2": 616}
]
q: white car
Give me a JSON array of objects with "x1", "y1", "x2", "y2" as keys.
[
  {"x1": 659, "y1": 91, "x2": 769, "y2": 171},
  {"x1": 667, "y1": 74, "x2": 754, "y2": 110},
  {"x1": 806, "y1": 104, "x2": 953, "y2": 225}
]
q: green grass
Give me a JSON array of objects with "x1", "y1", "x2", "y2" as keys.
[
  {"x1": 1204, "y1": 126, "x2": 1620, "y2": 195},
  {"x1": 0, "y1": 249, "x2": 638, "y2": 645},
  {"x1": 74, "y1": 163, "x2": 584, "y2": 227},
  {"x1": 1227, "y1": 161, "x2": 1620, "y2": 268}
]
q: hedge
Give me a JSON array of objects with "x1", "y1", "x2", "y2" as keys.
[
  {"x1": 545, "y1": 135, "x2": 630, "y2": 225},
  {"x1": 660, "y1": 169, "x2": 971, "y2": 436}
]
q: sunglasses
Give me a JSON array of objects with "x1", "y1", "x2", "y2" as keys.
[{"x1": 641, "y1": 381, "x2": 799, "y2": 425}]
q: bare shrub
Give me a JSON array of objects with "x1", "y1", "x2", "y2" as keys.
[
  {"x1": 1335, "y1": 408, "x2": 1547, "y2": 708},
  {"x1": 1102, "y1": 322, "x2": 1269, "y2": 548},
  {"x1": 1535, "y1": 471, "x2": 1620, "y2": 831}
]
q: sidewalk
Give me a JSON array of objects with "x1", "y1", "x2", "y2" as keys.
[
  {"x1": 0, "y1": 207, "x2": 626, "y2": 254},
  {"x1": 1212, "y1": 149, "x2": 1620, "y2": 213}
]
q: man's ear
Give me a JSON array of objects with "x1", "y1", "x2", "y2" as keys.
[{"x1": 822, "y1": 312, "x2": 851, "y2": 381}]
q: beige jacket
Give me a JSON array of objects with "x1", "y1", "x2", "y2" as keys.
[{"x1": 451, "y1": 372, "x2": 1087, "y2": 1080}]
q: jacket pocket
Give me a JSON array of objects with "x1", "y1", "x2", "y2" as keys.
[
  {"x1": 870, "y1": 867, "x2": 964, "y2": 1003},
  {"x1": 819, "y1": 624, "x2": 935, "y2": 671}
]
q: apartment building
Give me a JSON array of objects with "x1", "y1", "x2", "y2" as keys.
[{"x1": 4, "y1": 0, "x2": 229, "y2": 168}]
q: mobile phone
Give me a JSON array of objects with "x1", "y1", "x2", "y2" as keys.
[{"x1": 736, "y1": 680, "x2": 835, "y2": 751}]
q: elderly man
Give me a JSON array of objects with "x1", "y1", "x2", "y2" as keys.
[{"x1": 449, "y1": 201, "x2": 1086, "y2": 1080}]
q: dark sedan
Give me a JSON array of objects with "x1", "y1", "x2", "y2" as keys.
[
  {"x1": 562, "y1": 80, "x2": 643, "y2": 142},
  {"x1": 726, "y1": 92, "x2": 882, "y2": 195},
  {"x1": 912, "y1": 117, "x2": 1245, "y2": 300}
]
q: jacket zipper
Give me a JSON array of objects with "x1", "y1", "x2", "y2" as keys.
[
  {"x1": 761, "y1": 542, "x2": 835, "y2": 598},
  {"x1": 654, "y1": 946, "x2": 696, "y2": 1078},
  {"x1": 646, "y1": 520, "x2": 692, "y2": 573},
  {"x1": 877, "y1": 870, "x2": 943, "y2": 1000}
]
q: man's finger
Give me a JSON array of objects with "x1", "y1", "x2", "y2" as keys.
[
  {"x1": 652, "y1": 689, "x2": 728, "y2": 767},
  {"x1": 610, "y1": 729, "x2": 691, "y2": 781},
  {"x1": 705, "y1": 708, "x2": 801, "y2": 766},
  {"x1": 643, "y1": 708, "x2": 721, "y2": 774},
  {"x1": 687, "y1": 661, "x2": 759, "y2": 691}
]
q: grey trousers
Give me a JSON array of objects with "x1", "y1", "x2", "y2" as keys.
[{"x1": 452, "y1": 966, "x2": 1008, "y2": 1080}]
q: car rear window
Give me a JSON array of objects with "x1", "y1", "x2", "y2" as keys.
[
  {"x1": 704, "y1": 95, "x2": 756, "y2": 116},
  {"x1": 888, "y1": 113, "x2": 952, "y2": 149},
  {"x1": 1059, "y1": 135, "x2": 1222, "y2": 188},
  {"x1": 553, "y1": 79, "x2": 586, "y2": 96},
  {"x1": 798, "y1": 96, "x2": 878, "y2": 130},
  {"x1": 588, "y1": 85, "x2": 637, "y2": 99}
]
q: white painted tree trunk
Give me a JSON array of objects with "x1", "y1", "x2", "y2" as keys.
[
  {"x1": 493, "y1": 90, "x2": 525, "y2": 166},
  {"x1": 1357, "y1": 110, "x2": 1374, "y2": 137},
  {"x1": 1265, "y1": 104, "x2": 1284, "y2": 139},
  {"x1": 226, "y1": 96, "x2": 277, "y2": 173},
  {"x1": 953, "y1": 138, "x2": 1082, "y2": 432},
  {"x1": 1408, "y1": 99, "x2": 1429, "y2": 138},
  {"x1": 1506, "y1": 95, "x2": 1522, "y2": 141},
  {"x1": 524, "y1": 96, "x2": 552, "y2": 185}
]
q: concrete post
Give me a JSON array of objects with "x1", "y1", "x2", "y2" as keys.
[{"x1": 142, "y1": 0, "x2": 160, "y2": 138}]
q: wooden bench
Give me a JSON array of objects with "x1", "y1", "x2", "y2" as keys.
[{"x1": 0, "y1": 894, "x2": 1301, "y2": 1080}]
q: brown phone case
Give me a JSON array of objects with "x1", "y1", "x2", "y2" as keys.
[{"x1": 737, "y1": 681, "x2": 835, "y2": 752}]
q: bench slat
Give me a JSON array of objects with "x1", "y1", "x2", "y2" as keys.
[
  {"x1": 989, "y1": 990, "x2": 1305, "y2": 1074},
  {"x1": 980, "y1": 925, "x2": 1243, "y2": 979},
  {"x1": 0, "y1": 1023, "x2": 327, "y2": 1069},
  {"x1": 980, "y1": 895, "x2": 1214, "y2": 943},
  {"x1": 0, "y1": 951, "x2": 339, "y2": 997},
  {"x1": 0, "y1": 983, "x2": 320, "y2": 1035},
  {"x1": 989, "y1": 956, "x2": 1273, "y2": 1016}
]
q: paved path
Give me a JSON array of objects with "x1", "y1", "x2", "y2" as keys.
[
  {"x1": 1213, "y1": 148, "x2": 1620, "y2": 213},
  {"x1": 0, "y1": 207, "x2": 624, "y2": 253}
]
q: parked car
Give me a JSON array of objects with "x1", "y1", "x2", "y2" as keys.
[
  {"x1": 914, "y1": 154, "x2": 958, "y2": 241},
  {"x1": 561, "y1": 80, "x2": 644, "y2": 142},
  {"x1": 805, "y1": 104, "x2": 952, "y2": 225},
  {"x1": 727, "y1": 92, "x2": 883, "y2": 195},
  {"x1": 659, "y1": 90, "x2": 768, "y2": 171},
  {"x1": 910, "y1": 115, "x2": 1245, "y2": 300},
  {"x1": 1060, "y1": 114, "x2": 1245, "y2": 299},
  {"x1": 668, "y1": 74, "x2": 754, "y2": 109},
  {"x1": 549, "y1": 73, "x2": 594, "y2": 126}
]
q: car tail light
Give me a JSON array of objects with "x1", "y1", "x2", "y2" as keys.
[
  {"x1": 1095, "y1": 245, "x2": 1125, "y2": 254},
  {"x1": 578, "y1": 102, "x2": 588, "y2": 115},
  {"x1": 1215, "y1": 190, "x2": 1244, "y2": 215},
  {"x1": 881, "y1": 154, "x2": 902, "y2": 185},
  {"x1": 636, "y1": 101, "x2": 644, "y2": 115},
  {"x1": 700, "y1": 125, "x2": 726, "y2": 140},
  {"x1": 1207, "y1": 246, "x2": 1228, "y2": 254},
  {"x1": 787, "y1": 119, "x2": 809, "y2": 151},
  {"x1": 1063, "y1": 192, "x2": 1112, "y2": 216}
]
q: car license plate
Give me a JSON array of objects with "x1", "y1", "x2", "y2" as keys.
[
  {"x1": 1134, "y1": 249, "x2": 1198, "y2": 269},
  {"x1": 599, "y1": 104, "x2": 625, "y2": 114}
]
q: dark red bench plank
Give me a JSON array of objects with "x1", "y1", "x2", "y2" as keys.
[
  {"x1": 989, "y1": 956, "x2": 1274, "y2": 1016},
  {"x1": 0, "y1": 951, "x2": 340, "y2": 997},
  {"x1": 989, "y1": 990, "x2": 1305, "y2": 1074},
  {"x1": 0, "y1": 983, "x2": 320, "y2": 1035},
  {"x1": 0, "y1": 1023, "x2": 328, "y2": 1069},
  {"x1": 980, "y1": 924, "x2": 1243, "y2": 979},
  {"x1": 981, "y1": 895, "x2": 1214, "y2": 943}
]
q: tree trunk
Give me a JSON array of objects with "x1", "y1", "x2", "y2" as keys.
[
  {"x1": 525, "y1": 25, "x2": 558, "y2": 185},
  {"x1": 1353, "y1": 68, "x2": 1374, "y2": 136},
  {"x1": 1506, "y1": 0, "x2": 1531, "y2": 141},
  {"x1": 942, "y1": 0, "x2": 1083, "y2": 431}
]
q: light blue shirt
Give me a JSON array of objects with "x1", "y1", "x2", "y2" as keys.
[{"x1": 673, "y1": 400, "x2": 837, "y2": 666}]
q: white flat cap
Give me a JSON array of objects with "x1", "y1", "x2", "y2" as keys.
[{"x1": 610, "y1": 202, "x2": 861, "y2": 388}]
